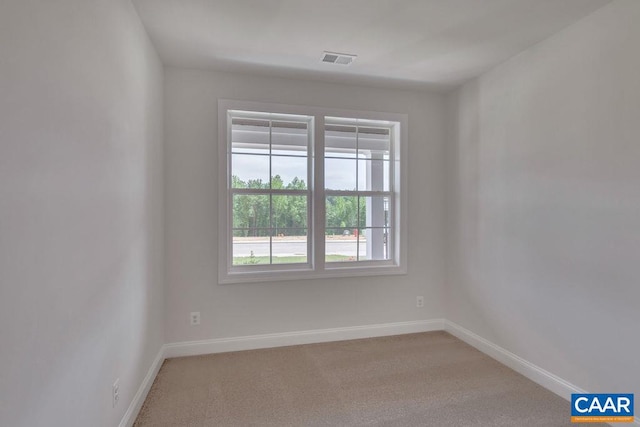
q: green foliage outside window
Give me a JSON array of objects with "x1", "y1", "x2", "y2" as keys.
[{"x1": 232, "y1": 175, "x2": 365, "y2": 236}]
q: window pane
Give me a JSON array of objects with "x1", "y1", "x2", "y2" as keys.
[
  {"x1": 325, "y1": 124, "x2": 357, "y2": 158},
  {"x1": 357, "y1": 127, "x2": 390, "y2": 158},
  {"x1": 232, "y1": 154, "x2": 269, "y2": 188},
  {"x1": 357, "y1": 159, "x2": 390, "y2": 191},
  {"x1": 232, "y1": 118, "x2": 270, "y2": 154},
  {"x1": 325, "y1": 196, "x2": 358, "y2": 229},
  {"x1": 232, "y1": 232, "x2": 270, "y2": 265},
  {"x1": 272, "y1": 195, "x2": 307, "y2": 229},
  {"x1": 272, "y1": 229, "x2": 307, "y2": 264},
  {"x1": 325, "y1": 229, "x2": 359, "y2": 262},
  {"x1": 358, "y1": 228, "x2": 391, "y2": 261},
  {"x1": 272, "y1": 155, "x2": 307, "y2": 189},
  {"x1": 232, "y1": 194, "x2": 270, "y2": 230},
  {"x1": 272, "y1": 121, "x2": 308, "y2": 157},
  {"x1": 325, "y1": 158, "x2": 356, "y2": 190},
  {"x1": 359, "y1": 196, "x2": 391, "y2": 228}
]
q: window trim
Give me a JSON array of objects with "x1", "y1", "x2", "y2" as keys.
[{"x1": 218, "y1": 99, "x2": 408, "y2": 284}]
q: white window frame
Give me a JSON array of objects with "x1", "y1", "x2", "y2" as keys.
[{"x1": 218, "y1": 99, "x2": 408, "y2": 284}]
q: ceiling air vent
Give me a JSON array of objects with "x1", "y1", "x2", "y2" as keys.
[{"x1": 321, "y1": 51, "x2": 357, "y2": 65}]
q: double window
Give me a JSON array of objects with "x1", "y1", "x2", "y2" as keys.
[{"x1": 218, "y1": 100, "x2": 406, "y2": 283}]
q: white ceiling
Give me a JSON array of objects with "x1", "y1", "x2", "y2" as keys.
[{"x1": 133, "y1": 0, "x2": 610, "y2": 91}]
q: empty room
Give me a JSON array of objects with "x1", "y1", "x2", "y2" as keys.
[{"x1": 1, "y1": 0, "x2": 638, "y2": 426}]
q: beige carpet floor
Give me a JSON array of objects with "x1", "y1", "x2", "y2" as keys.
[{"x1": 134, "y1": 331, "x2": 600, "y2": 426}]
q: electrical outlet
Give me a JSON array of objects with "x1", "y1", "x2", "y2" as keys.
[
  {"x1": 416, "y1": 296, "x2": 424, "y2": 308},
  {"x1": 112, "y1": 378, "x2": 120, "y2": 408},
  {"x1": 190, "y1": 311, "x2": 200, "y2": 325}
]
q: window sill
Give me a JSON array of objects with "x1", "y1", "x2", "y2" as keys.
[{"x1": 219, "y1": 263, "x2": 407, "y2": 285}]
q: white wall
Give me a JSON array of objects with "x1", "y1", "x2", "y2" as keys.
[
  {"x1": 164, "y1": 69, "x2": 446, "y2": 343},
  {"x1": 446, "y1": 0, "x2": 639, "y2": 399},
  {"x1": 0, "y1": 1, "x2": 164, "y2": 426},
  {"x1": 6, "y1": 0, "x2": 636, "y2": 423}
]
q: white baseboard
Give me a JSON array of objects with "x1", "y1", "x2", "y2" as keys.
[
  {"x1": 119, "y1": 346, "x2": 165, "y2": 427},
  {"x1": 444, "y1": 320, "x2": 585, "y2": 400},
  {"x1": 444, "y1": 320, "x2": 639, "y2": 426},
  {"x1": 164, "y1": 319, "x2": 445, "y2": 359}
]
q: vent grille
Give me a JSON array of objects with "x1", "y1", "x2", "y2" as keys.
[{"x1": 321, "y1": 51, "x2": 356, "y2": 65}]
